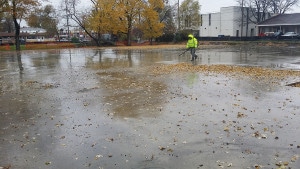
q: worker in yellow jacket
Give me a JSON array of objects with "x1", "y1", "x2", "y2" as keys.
[{"x1": 186, "y1": 34, "x2": 198, "y2": 61}]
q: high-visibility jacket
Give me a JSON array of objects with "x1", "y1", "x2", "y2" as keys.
[{"x1": 186, "y1": 34, "x2": 198, "y2": 48}]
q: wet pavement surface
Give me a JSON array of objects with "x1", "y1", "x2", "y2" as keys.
[{"x1": 1, "y1": 46, "x2": 300, "y2": 169}]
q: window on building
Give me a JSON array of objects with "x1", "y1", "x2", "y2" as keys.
[
  {"x1": 201, "y1": 15, "x2": 203, "y2": 26},
  {"x1": 251, "y1": 29, "x2": 254, "y2": 36},
  {"x1": 209, "y1": 14, "x2": 211, "y2": 26}
]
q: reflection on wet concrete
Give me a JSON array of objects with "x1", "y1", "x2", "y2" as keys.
[
  {"x1": 1, "y1": 46, "x2": 300, "y2": 168},
  {"x1": 17, "y1": 51, "x2": 23, "y2": 71},
  {"x1": 96, "y1": 71, "x2": 166, "y2": 118},
  {"x1": 196, "y1": 47, "x2": 300, "y2": 69}
]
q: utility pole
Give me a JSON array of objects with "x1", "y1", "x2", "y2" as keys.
[
  {"x1": 246, "y1": 7, "x2": 249, "y2": 37},
  {"x1": 241, "y1": 0, "x2": 244, "y2": 40},
  {"x1": 178, "y1": 0, "x2": 180, "y2": 30},
  {"x1": 65, "y1": 0, "x2": 70, "y2": 40}
]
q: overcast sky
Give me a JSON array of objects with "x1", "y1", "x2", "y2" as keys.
[
  {"x1": 187, "y1": 0, "x2": 239, "y2": 13},
  {"x1": 172, "y1": 0, "x2": 300, "y2": 13},
  {"x1": 48, "y1": 0, "x2": 300, "y2": 14}
]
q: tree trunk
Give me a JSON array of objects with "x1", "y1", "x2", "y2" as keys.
[
  {"x1": 13, "y1": 18, "x2": 20, "y2": 51},
  {"x1": 127, "y1": 17, "x2": 132, "y2": 46},
  {"x1": 12, "y1": 0, "x2": 21, "y2": 51},
  {"x1": 86, "y1": 31, "x2": 100, "y2": 46},
  {"x1": 17, "y1": 51, "x2": 23, "y2": 71},
  {"x1": 127, "y1": 29, "x2": 131, "y2": 46}
]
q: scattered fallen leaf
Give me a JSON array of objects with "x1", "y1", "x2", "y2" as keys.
[
  {"x1": 291, "y1": 155, "x2": 299, "y2": 162},
  {"x1": 237, "y1": 112, "x2": 246, "y2": 118},
  {"x1": 224, "y1": 127, "x2": 230, "y2": 132},
  {"x1": 0, "y1": 165, "x2": 11, "y2": 169},
  {"x1": 45, "y1": 162, "x2": 51, "y2": 165},
  {"x1": 254, "y1": 164, "x2": 262, "y2": 169},
  {"x1": 95, "y1": 154, "x2": 103, "y2": 160},
  {"x1": 159, "y1": 146, "x2": 166, "y2": 151}
]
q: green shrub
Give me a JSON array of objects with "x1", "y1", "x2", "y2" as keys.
[{"x1": 71, "y1": 37, "x2": 79, "y2": 43}]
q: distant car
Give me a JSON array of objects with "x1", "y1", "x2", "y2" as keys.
[
  {"x1": 264, "y1": 32, "x2": 274, "y2": 37},
  {"x1": 282, "y1": 32, "x2": 299, "y2": 37},
  {"x1": 60, "y1": 38, "x2": 69, "y2": 42},
  {"x1": 273, "y1": 31, "x2": 283, "y2": 37},
  {"x1": 19, "y1": 39, "x2": 26, "y2": 45},
  {"x1": 79, "y1": 38, "x2": 90, "y2": 42}
]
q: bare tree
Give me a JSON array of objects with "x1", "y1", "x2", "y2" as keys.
[
  {"x1": 237, "y1": 0, "x2": 299, "y2": 22},
  {"x1": 269, "y1": 0, "x2": 299, "y2": 14},
  {"x1": 59, "y1": 0, "x2": 105, "y2": 46},
  {"x1": 159, "y1": 4, "x2": 176, "y2": 34},
  {"x1": 237, "y1": 0, "x2": 271, "y2": 24},
  {"x1": 179, "y1": 0, "x2": 201, "y2": 30}
]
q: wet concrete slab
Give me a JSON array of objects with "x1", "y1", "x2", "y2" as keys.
[{"x1": 1, "y1": 46, "x2": 300, "y2": 169}]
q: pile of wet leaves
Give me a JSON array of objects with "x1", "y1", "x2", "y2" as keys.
[
  {"x1": 151, "y1": 63, "x2": 300, "y2": 83},
  {"x1": 287, "y1": 81, "x2": 300, "y2": 87}
]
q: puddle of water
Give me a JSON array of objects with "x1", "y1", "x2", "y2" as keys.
[
  {"x1": 1, "y1": 47, "x2": 300, "y2": 169},
  {"x1": 1, "y1": 46, "x2": 300, "y2": 72}
]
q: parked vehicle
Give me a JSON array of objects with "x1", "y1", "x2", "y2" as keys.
[
  {"x1": 273, "y1": 31, "x2": 283, "y2": 38},
  {"x1": 282, "y1": 32, "x2": 299, "y2": 37},
  {"x1": 264, "y1": 32, "x2": 274, "y2": 37},
  {"x1": 59, "y1": 38, "x2": 70, "y2": 42}
]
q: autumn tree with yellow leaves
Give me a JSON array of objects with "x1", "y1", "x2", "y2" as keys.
[
  {"x1": 2, "y1": 0, "x2": 40, "y2": 50},
  {"x1": 138, "y1": 0, "x2": 164, "y2": 45},
  {"x1": 119, "y1": 0, "x2": 145, "y2": 46},
  {"x1": 87, "y1": 0, "x2": 126, "y2": 46},
  {"x1": 87, "y1": 0, "x2": 165, "y2": 46}
]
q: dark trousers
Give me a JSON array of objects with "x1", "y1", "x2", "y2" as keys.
[{"x1": 189, "y1": 47, "x2": 197, "y2": 60}]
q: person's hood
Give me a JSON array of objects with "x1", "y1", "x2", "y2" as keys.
[{"x1": 188, "y1": 34, "x2": 194, "y2": 38}]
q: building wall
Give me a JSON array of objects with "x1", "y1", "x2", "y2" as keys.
[
  {"x1": 219, "y1": 7, "x2": 237, "y2": 36},
  {"x1": 200, "y1": 13, "x2": 220, "y2": 37},
  {"x1": 200, "y1": 6, "x2": 257, "y2": 37}
]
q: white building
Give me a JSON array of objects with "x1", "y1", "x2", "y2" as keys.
[
  {"x1": 20, "y1": 27, "x2": 48, "y2": 42},
  {"x1": 20, "y1": 27, "x2": 47, "y2": 34},
  {"x1": 200, "y1": 6, "x2": 257, "y2": 37}
]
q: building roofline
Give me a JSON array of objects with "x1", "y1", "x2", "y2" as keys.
[
  {"x1": 258, "y1": 23, "x2": 300, "y2": 26},
  {"x1": 257, "y1": 13, "x2": 300, "y2": 26}
]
